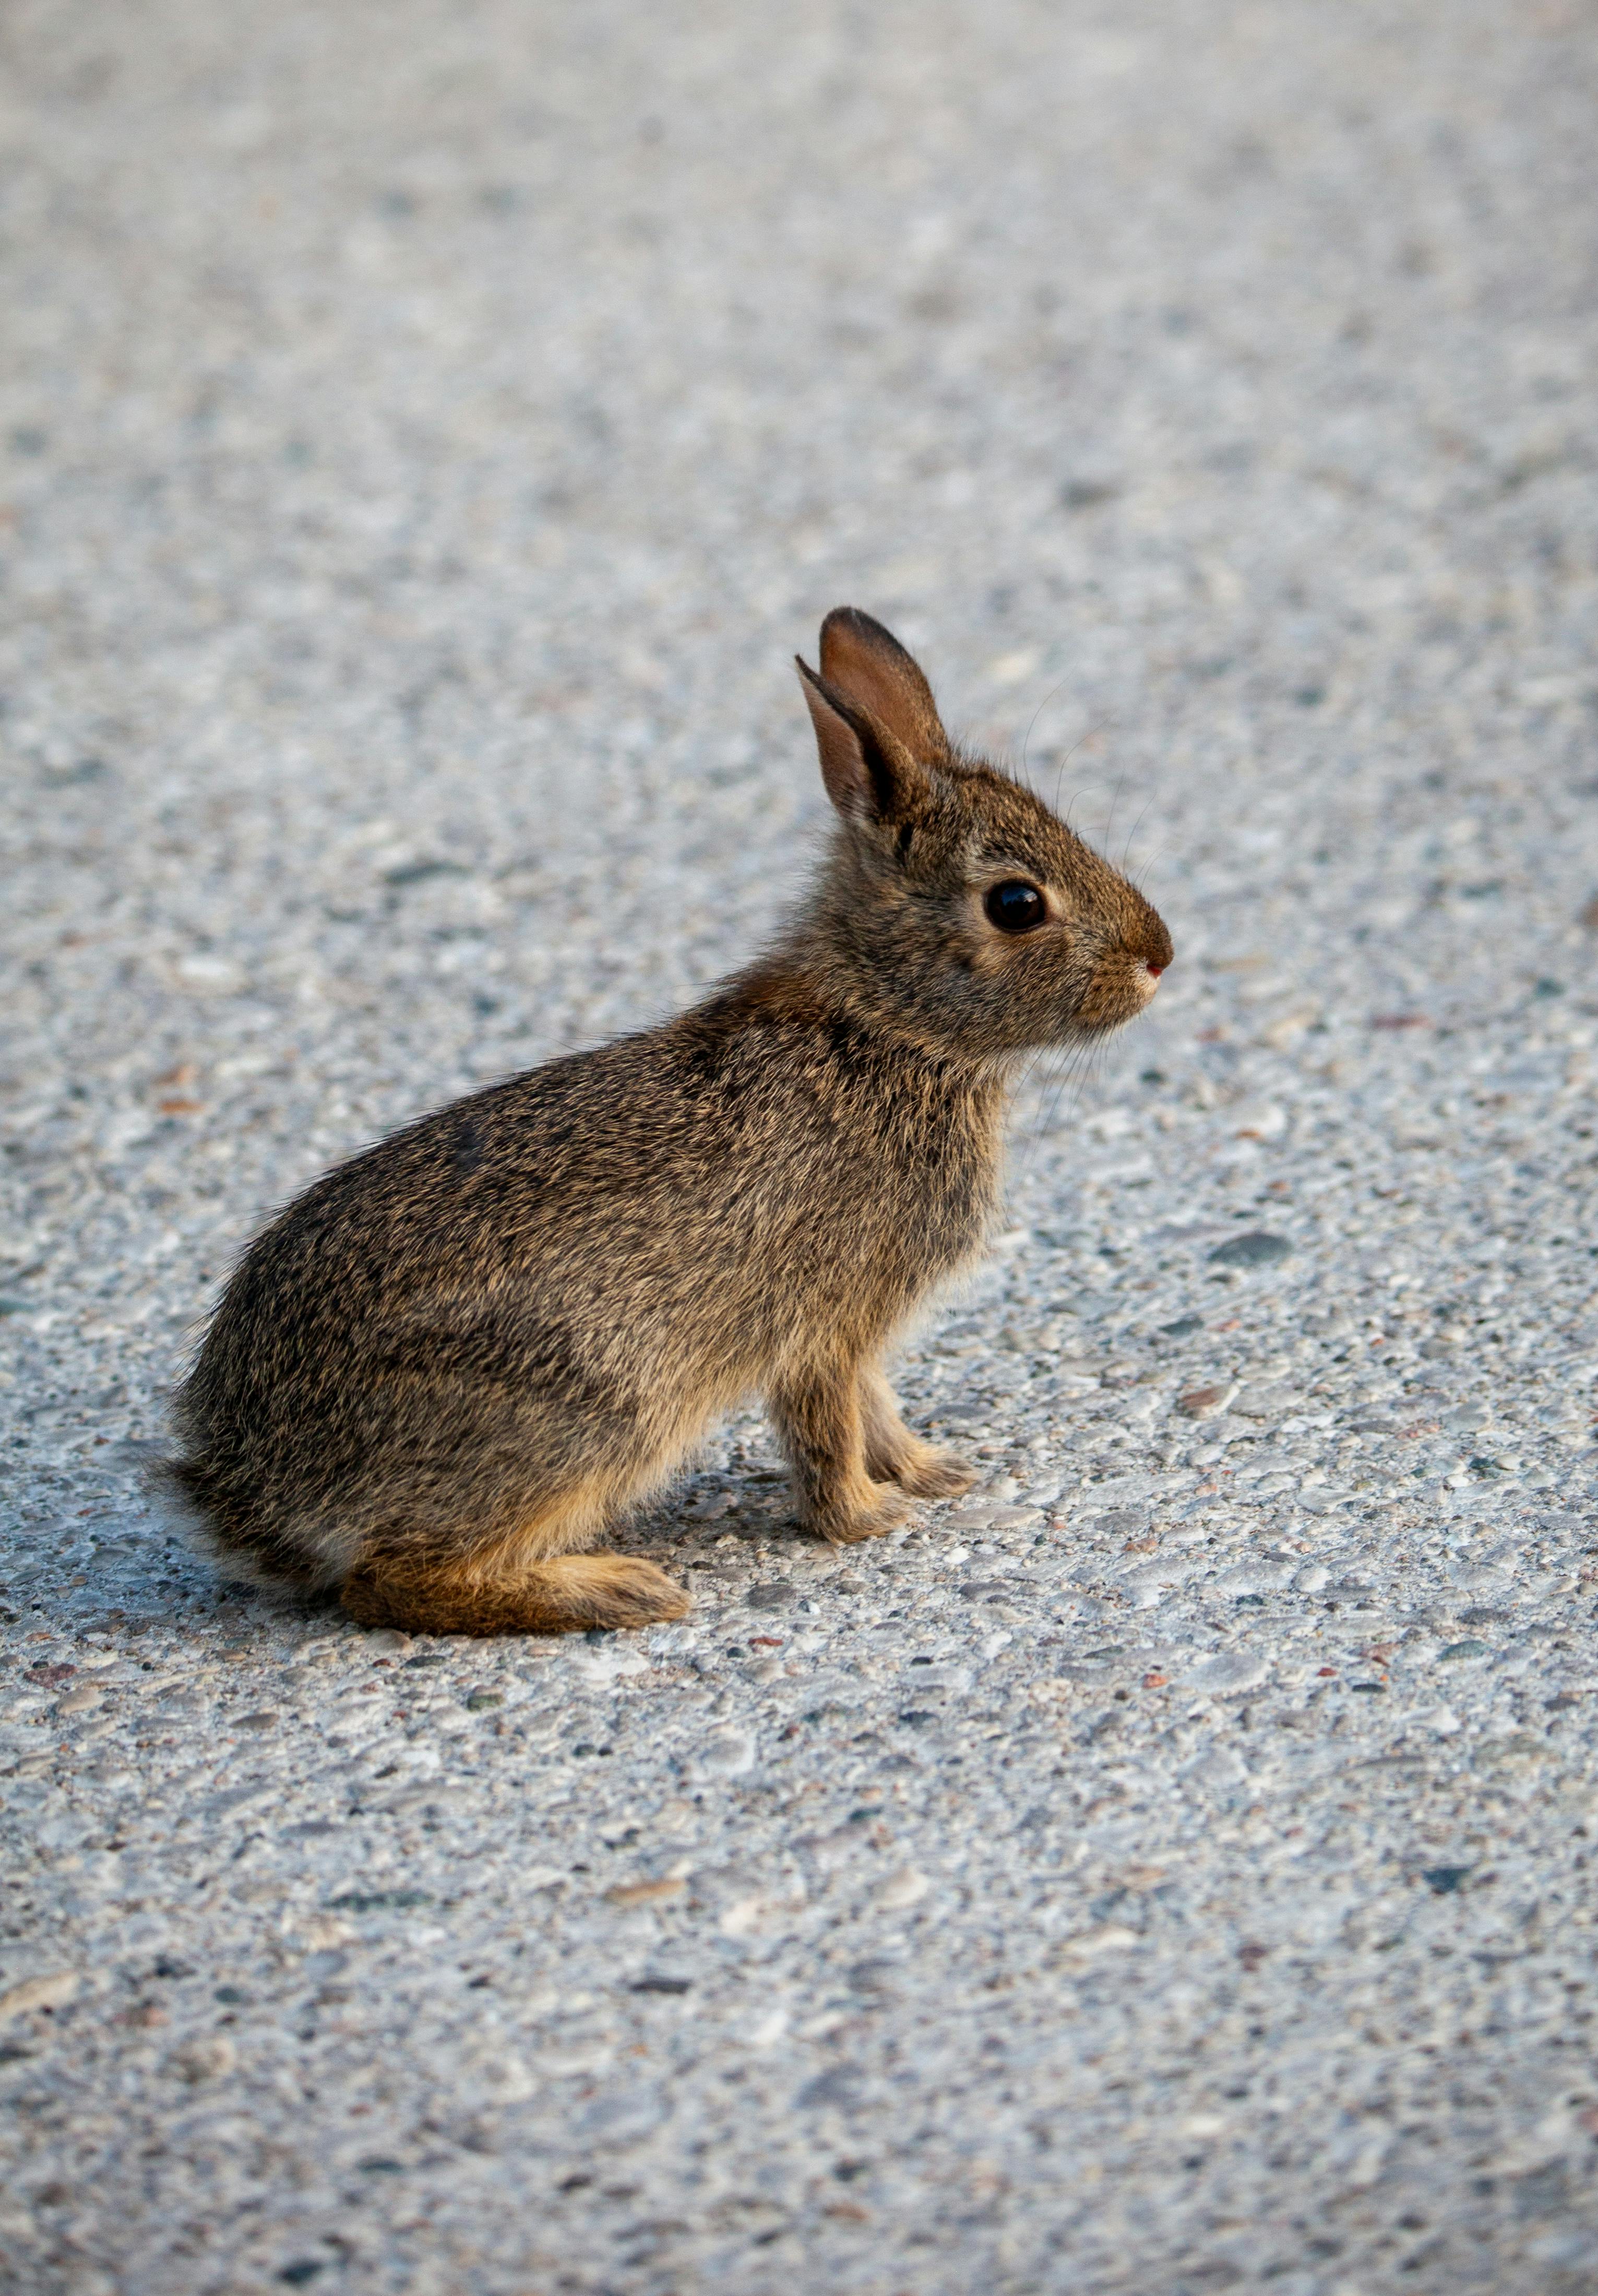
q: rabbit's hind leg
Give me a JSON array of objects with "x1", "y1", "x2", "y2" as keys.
[
  {"x1": 338, "y1": 1476, "x2": 689, "y2": 1637},
  {"x1": 858, "y1": 1365, "x2": 976, "y2": 1500},
  {"x1": 340, "y1": 1548, "x2": 688, "y2": 1636}
]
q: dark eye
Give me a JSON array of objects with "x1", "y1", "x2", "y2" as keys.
[{"x1": 984, "y1": 880, "x2": 1047, "y2": 934}]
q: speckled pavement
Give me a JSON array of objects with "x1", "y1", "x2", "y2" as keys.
[{"x1": 3, "y1": 4, "x2": 1597, "y2": 2291}]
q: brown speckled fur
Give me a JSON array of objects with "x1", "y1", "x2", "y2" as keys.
[{"x1": 170, "y1": 611, "x2": 1172, "y2": 1635}]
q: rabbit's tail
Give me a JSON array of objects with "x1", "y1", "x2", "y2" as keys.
[{"x1": 157, "y1": 1450, "x2": 353, "y2": 1596}]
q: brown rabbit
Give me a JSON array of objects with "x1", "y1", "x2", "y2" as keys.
[{"x1": 170, "y1": 610, "x2": 1172, "y2": 1636}]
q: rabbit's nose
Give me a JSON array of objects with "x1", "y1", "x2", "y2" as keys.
[{"x1": 1146, "y1": 963, "x2": 1165, "y2": 980}]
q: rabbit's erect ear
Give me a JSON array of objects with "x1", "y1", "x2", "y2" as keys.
[
  {"x1": 818, "y1": 607, "x2": 950, "y2": 766},
  {"x1": 796, "y1": 657, "x2": 931, "y2": 828}
]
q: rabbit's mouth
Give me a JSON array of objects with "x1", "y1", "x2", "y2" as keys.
[{"x1": 1075, "y1": 952, "x2": 1167, "y2": 1034}]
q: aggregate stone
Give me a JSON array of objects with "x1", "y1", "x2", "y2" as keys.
[
  {"x1": 1208, "y1": 1232, "x2": 1295, "y2": 1269},
  {"x1": 3, "y1": 2, "x2": 1598, "y2": 2291}
]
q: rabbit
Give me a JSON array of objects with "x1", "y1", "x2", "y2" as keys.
[{"x1": 169, "y1": 608, "x2": 1172, "y2": 1636}]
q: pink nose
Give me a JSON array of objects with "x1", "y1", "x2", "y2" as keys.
[{"x1": 1146, "y1": 964, "x2": 1164, "y2": 979}]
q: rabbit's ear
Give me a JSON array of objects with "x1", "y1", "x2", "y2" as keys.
[
  {"x1": 818, "y1": 608, "x2": 949, "y2": 766},
  {"x1": 796, "y1": 657, "x2": 931, "y2": 828}
]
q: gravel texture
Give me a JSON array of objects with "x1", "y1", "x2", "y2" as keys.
[{"x1": 4, "y1": 3, "x2": 1598, "y2": 2291}]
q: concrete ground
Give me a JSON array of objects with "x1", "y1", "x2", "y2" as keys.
[{"x1": 3, "y1": 2, "x2": 1597, "y2": 2290}]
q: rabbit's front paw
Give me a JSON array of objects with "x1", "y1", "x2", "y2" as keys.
[
  {"x1": 815, "y1": 1482, "x2": 916, "y2": 1546},
  {"x1": 889, "y1": 1443, "x2": 976, "y2": 1501}
]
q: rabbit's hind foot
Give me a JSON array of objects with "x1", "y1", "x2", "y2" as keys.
[{"x1": 340, "y1": 1550, "x2": 690, "y2": 1638}]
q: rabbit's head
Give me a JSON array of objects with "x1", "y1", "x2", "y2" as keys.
[{"x1": 796, "y1": 609, "x2": 1172, "y2": 1061}]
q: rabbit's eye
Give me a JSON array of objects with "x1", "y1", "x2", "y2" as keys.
[{"x1": 984, "y1": 881, "x2": 1047, "y2": 934}]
